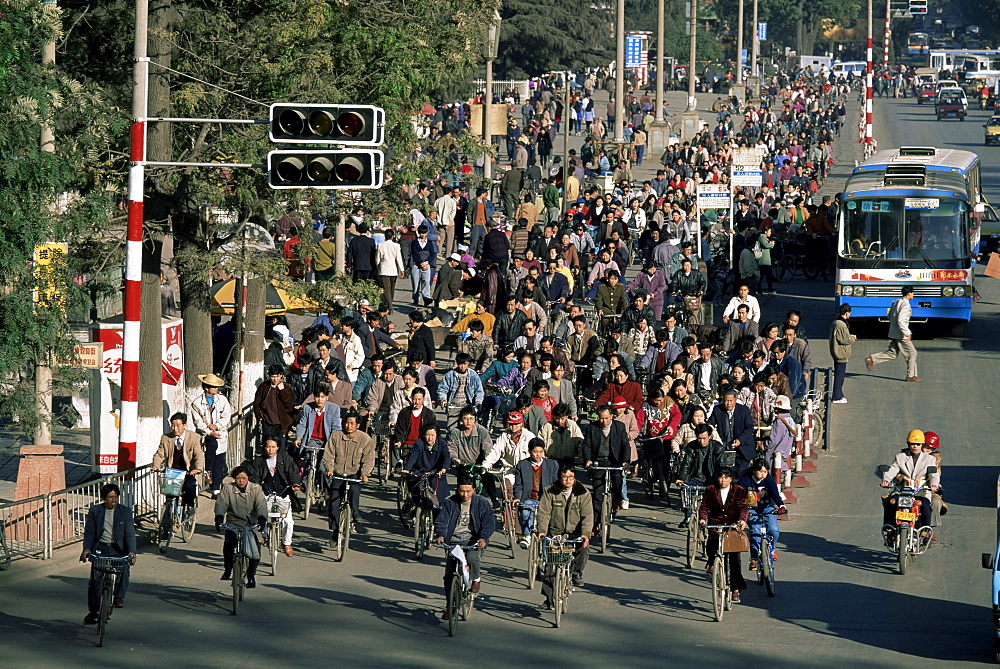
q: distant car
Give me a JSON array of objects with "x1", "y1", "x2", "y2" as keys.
[
  {"x1": 984, "y1": 115, "x2": 1000, "y2": 145},
  {"x1": 936, "y1": 93, "x2": 967, "y2": 121},
  {"x1": 917, "y1": 83, "x2": 937, "y2": 104},
  {"x1": 936, "y1": 84, "x2": 968, "y2": 107}
]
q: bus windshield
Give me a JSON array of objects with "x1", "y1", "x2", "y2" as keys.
[{"x1": 839, "y1": 197, "x2": 969, "y2": 269}]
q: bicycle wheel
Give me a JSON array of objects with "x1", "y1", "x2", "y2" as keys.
[
  {"x1": 158, "y1": 505, "x2": 172, "y2": 554},
  {"x1": 503, "y1": 504, "x2": 517, "y2": 559},
  {"x1": 397, "y1": 479, "x2": 412, "y2": 529},
  {"x1": 810, "y1": 413, "x2": 825, "y2": 451},
  {"x1": 377, "y1": 444, "x2": 387, "y2": 486},
  {"x1": 462, "y1": 588, "x2": 475, "y2": 621},
  {"x1": 269, "y1": 522, "x2": 280, "y2": 576},
  {"x1": 761, "y1": 537, "x2": 775, "y2": 597},
  {"x1": 0, "y1": 529, "x2": 11, "y2": 570},
  {"x1": 527, "y1": 536, "x2": 540, "y2": 589},
  {"x1": 231, "y1": 555, "x2": 244, "y2": 615},
  {"x1": 711, "y1": 556, "x2": 726, "y2": 622},
  {"x1": 898, "y1": 526, "x2": 910, "y2": 575},
  {"x1": 447, "y1": 572, "x2": 462, "y2": 637},
  {"x1": 553, "y1": 568, "x2": 564, "y2": 628},
  {"x1": 97, "y1": 579, "x2": 112, "y2": 646},
  {"x1": 775, "y1": 255, "x2": 795, "y2": 283},
  {"x1": 336, "y1": 502, "x2": 350, "y2": 562},
  {"x1": 686, "y1": 521, "x2": 697, "y2": 568},
  {"x1": 181, "y1": 501, "x2": 197, "y2": 542},
  {"x1": 601, "y1": 496, "x2": 611, "y2": 553},
  {"x1": 802, "y1": 259, "x2": 822, "y2": 281},
  {"x1": 414, "y1": 508, "x2": 427, "y2": 559},
  {"x1": 304, "y1": 467, "x2": 316, "y2": 520}
]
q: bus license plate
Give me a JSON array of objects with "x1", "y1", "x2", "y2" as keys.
[{"x1": 895, "y1": 510, "x2": 917, "y2": 522}]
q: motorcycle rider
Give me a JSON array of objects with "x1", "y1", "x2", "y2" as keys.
[{"x1": 880, "y1": 429, "x2": 939, "y2": 540}]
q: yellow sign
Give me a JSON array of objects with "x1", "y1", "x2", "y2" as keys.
[
  {"x1": 34, "y1": 242, "x2": 68, "y2": 311},
  {"x1": 72, "y1": 343, "x2": 103, "y2": 368}
]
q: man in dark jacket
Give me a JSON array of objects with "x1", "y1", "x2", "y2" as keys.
[
  {"x1": 708, "y1": 390, "x2": 756, "y2": 473},
  {"x1": 493, "y1": 295, "x2": 529, "y2": 349},
  {"x1": 675, "y1": 423, "x2": 727, "y2": 526},
  {"x1": 482, "y1": 224, "x2": 512, "y2": 274},
  {"x1": 540, "y1": 260, "x2": 571, "y2": 308},
  {"x1": 513, "y1": 439, "x2": 560, "y2": 547},
  {"x1": 537, "y1": 466, "x2": 594, "y2": 603},
  {"x1": 407, "y1": 311, "x2": 437, "y2": 369},
  {"x1": 582, "y1": 405, "x2": 629, "y2": 530},
  {"x1": 433, "y1": 253, "x2": 464, "y2": 310},
  {"x1": 346, "y1": 223, "x2": 376, "y2": 281},
  {"x1": 252, "y1": 364, "x2": 297, "y2": 453},
  {"x1": 434, "y1": 478, "x2": 496, "y2": 619},
  {"x1": 80, "y1": 483, "x2": 137, "y2": 623},
  {"x1": 246, "y1": 438, "x2": 302, "y2": 556}
]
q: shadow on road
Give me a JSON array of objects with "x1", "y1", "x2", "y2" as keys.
[{"x1": 780, "y1": 530, "x2": 895, "y2": 574}]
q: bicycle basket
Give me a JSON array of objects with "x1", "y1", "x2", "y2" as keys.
[
  {"x1": 370, "y1": 414, "x2": 393, "y2": 438},
  {"x1": 681, "y1": 486, "x2": 704, "y2": 510},
  {"x1": 91, "y1": 556, "x2": 128, "y2": 574},
  {"x1": 542, "y1": 541, "x2": 577, "y2": 565},
  {"x1": 161, "y1": 468, "x2": 186, "y2": 497}
]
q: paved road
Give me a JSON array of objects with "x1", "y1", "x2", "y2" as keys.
[{"x1": 3, "y1": 97, "x2": 1000, "y2": 667}]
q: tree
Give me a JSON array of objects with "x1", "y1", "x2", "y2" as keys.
[
  {"x1": 495, "y1": 0, "x2": 614, "y2": 78},
  {"x1": 0, "y1": 1, "x2": 122, "y2": 434}
]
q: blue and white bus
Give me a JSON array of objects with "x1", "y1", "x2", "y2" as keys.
[{"x1": 835, "y1": 146, "x2": 996, "y2": 336}]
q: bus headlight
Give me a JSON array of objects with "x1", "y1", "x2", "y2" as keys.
[
  {"x1": 853, "y1": 286, "x2": 864, "y2": 296},
  {"x1": 842, "y1": 286, "x2": 854, "y2": 296},
  {"x1": 954, "y1": 286, "x2": 967, "y2": 297},
  {"x1": 943, "y1": 286, "x2": 954, "y2": 297}
]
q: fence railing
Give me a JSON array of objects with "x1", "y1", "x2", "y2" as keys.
[
  {"x1": 473, "y1": 79, "x2": 531, "y2": 101},
  {"x1": 0, "y1": 464, "x2": 160, "y2": 562}
]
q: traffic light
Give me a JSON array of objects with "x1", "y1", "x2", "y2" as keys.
[
  {"x1": 267, "y1": 149, "x2": 384, "y2": 189},
  {"x1": 268, "y1": 104, "x2": 385, "y2": 146},
  {"x1": 908, "y1": 0, "x2": 927, "y2": 14}
]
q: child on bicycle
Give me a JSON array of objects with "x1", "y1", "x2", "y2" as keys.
[
  {"x1": 512, "y1": 439, "x2": 559, "y2": 548},
  {"x1": 737, "y1": 459, "x2": 786, "y2": 570}
]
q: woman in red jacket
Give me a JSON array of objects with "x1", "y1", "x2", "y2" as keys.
[{"x1": 698, "y1": 467, "x2": 749, "y2": 602}]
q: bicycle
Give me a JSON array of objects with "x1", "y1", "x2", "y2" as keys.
[
  {"x1": 704, "y1": 523, "x2": 739, "y2": 622},
  {"x1": 489, "y1": 466, "x2": 519, "y2": 559},
  {"x1": 264, "y1": 487, "x2": 293, "y2": 576},
  {"x1": 221, "y1": 523, "x2": 254, "y2": 615},
  {"x1": 156, "y1": 468, "x2": 197, "y2": 553},
  {"x1": 0, "y1": 519, "x2": 10, "y2": 570},
  {"x1": 300, "y1": 446, "x2": 326, "y2": 520},
  {"x1": 87, "y1": 553, "x2": 131, "y2": 646},
  {"x1": 588, "y1": 464, "x2": 627, "y2": 553},
  {"x1": 680, "y1": 483, "x2": 707, "y2": 568},
  {"x1": 440, "y1": 543, "x2": 481, "y2": 637},
  {"x1": 750, "y1": 508, "x2": 779, "y2": 597},
  {"x1": 327, "y1": 475, "x2": 362, "y2": 561},
  {"x1": 638, "y1": 436, "x2": 669, "y2": 502},
  {"x1": 399, "y1": 471, "x2": 439, "y2": 559},
  {"x1": 480, "y1": 384, "x2": 504, "y2": 435},
  {"x1": 540, "y1": 535, "x2": 583, "y2": 628},
  {"x1": 367, "y1": 411, "x2": 393, "y2": 486}
]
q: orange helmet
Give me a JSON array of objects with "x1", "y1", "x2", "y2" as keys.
[{"x1": 923, "y1": 431, "x2": 940, "y2": 450}]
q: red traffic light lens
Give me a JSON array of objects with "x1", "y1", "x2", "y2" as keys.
[
  {"x1": 334, "y1": 157, "x2": 363, "y2": 182},
  {"x1": 337, "y1": 112, "x2": 365, "y2": 137}
]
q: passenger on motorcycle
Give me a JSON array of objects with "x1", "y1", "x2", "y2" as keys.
[
  {"x1": 737, "y1": 459, "x2": 786, "y2": 569},
  {"x1": 881, "y1": 429, "x2": 939, "y2": 532}
]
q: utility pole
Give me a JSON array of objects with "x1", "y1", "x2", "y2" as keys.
[
  {"x1": 866, "y1": 0, "x2": 874, "y2": 154},
  {"x1": 35, "y1": 0, "x2": 58, "y2": 448},
  {"x1": 736, "y1": 0, "x2": 745, "y2": 85},
  {"x1": 483, "y1": 11, "x2": 501, "y2": 180},
  {"x1": 884, "y1": 0, "x2": 891, "y2": 71},
  {"x1": 682, "y1": 0, "x2": 700, "y2": 142},
  {"x1": 751, "y1": 0, "x2": 759, "y2": 82},
  {"x1": 655, "y1": 0, "x2": 665, "y2": 123},
  {"x1": 561, "y1": 78, "x2": 571, "y2": 214},
  {"x1": 614, "y1": 0, "x2": 626, "y2": 139}
]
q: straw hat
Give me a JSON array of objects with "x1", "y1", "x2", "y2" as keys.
[{"x1": 198, "y1": 373, "x2": 226, "y2": 387}]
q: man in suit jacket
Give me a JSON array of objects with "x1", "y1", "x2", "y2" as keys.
[
  {"x1": 294, "y1": 384, "x2": 343, "y2": 454},
  {"x1": 867, "y1": 285, "x2": 919, "y2": 381},
  {"x1": 80, "y1": 483, "x2": 137, "y2": 623},
  {"x1": 709, "y1": 391, "x2": 756, "y2": 473},
  {"x1": 723, "y1": 305, "x2": 760, "y2": 352},
  {"x1": 152, "y1": 412, "x2": 205, "y2": 506},
  {"x1": 688, "y1": 343, "x2": 727, "y2": 401},
  {"x1": 346, "y1": 223, "x2": 376, "y2": 281},
  {"x1": 582, "y1": 406, "x2": 630, "y2": 530}
]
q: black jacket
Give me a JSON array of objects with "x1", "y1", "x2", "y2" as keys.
[
  {"x1": 582, "y1": 420, "x2": 630, "y2": 466},
  {"x1": 245, "y1": 451, "x2": 302, "y2": 496},
  {"x1": 708, "y1": 403, "x2": 756, "y2": 464},
  {"x1": 677, "y1": 439, "x2": 727, "y2": 483},
  {"x1": 83, "y1": 504, "x2": 137, "y2": 554},
  {"x1": 408, "y1": 324, "x2": 436, "y2": 366},
  {"x1": 493, "y1": 309, "x2": 528, "y2": 349}
]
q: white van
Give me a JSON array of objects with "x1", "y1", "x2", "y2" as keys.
[{"x1": 832, "y1": 61, "x2": 867, "y2": 79}]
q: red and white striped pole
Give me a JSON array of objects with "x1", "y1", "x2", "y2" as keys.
[
  {"x1": 884, "y1": 0, "x2": 891, "y2": 72},
  {"x1": 865, "y1": 0, "x2": 874, "y2": 152},
  {"x1": 119, "y1": 1, "x2": 149, "y2": 470}
]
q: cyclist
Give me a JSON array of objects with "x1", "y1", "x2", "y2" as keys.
[
  {"x1": 392, "y1": 386, "x2": 437, "y2": 475},
  {"x1": 80, "y1": 483, "x2": 136, "y2": 624},
  {"x1": 537, "y1": 466, "x2": 594, "y2": 608},
  {"x1": 188, "y1": 373, "x2": 232, "y2": 498},
  {"x1": 152, "y1": 412, "x2": 204, "y2": 509},
  {"x1": 438, "y1": 353, "x2": 485, "y2": 428},
  {"x1": 402, "y1": 423, "x2": 451, "y2": 514},
  {"x1": 675, "y1": 423, "x2": 726, "y2": 528},
  {"x1": 246, "y1": 438, "x2": 301, "y2": 557},
  {"x1": 214, "y1": 465, "x2": 267, "y2": 588},
  {"x1": 323, "y1": 411, "x2": 375, "y2": 532},
  {"x1": 483, "y1": 411, "x2": 536, "y2": 488},
  {"x1": 447, "y1": 406, "x2": 498, "y2": 506},
  {"x1": 364, "y1": 360, "x2": 403, "y2": 420},
  {"x1": 434, "y1": 478, "x2": 496, "y2": 620},
  {"x1": 512, "y1": 438, "x2": 559, "y2": 548},
  {"x1": 698, "y1": 466, "x2": 748, "y2": 603},
  {"x1": 294, "y1": 383, "x2": 343, "y2": 469},
  {"x1": 737, "y1": 459, "x2": 785, "y2": 570},
  {"x1": 582, "y1": 405, "x2": 629, "y2": 533}
]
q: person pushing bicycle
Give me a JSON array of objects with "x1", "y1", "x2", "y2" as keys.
[{"x1": 434, "y1": 478, "x2": 495, "y2": 621}]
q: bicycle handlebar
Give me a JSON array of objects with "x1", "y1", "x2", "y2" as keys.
[
  {"x1": 328, "y1": 475, "x2": 363, "y2": 484},
  {"x1": 588, "y1": 465, "x2": 628, "y2": 472},
  {"x1": 221, "y1": 523, "x2": 254, "y2": 533},
  {"x1": 704, "y1": 524, "x2": 739, "y2": 530},
  {"x1": 440, "y1": 543, "x2": 482, "y2": 550}
]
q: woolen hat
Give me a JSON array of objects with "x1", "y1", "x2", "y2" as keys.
[
  {"x1": 507, "y1": 411, "x2": 524, "y2": 424},
  {"x1": 610, "y1": 398, "x2": 628, "y2": 409}
]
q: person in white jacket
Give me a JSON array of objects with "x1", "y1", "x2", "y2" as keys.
[
  {"x1": 188, "y1": 373, "x2": 232, "y2": 497},
  {"x1": 375, "y1": 228, "x2": 405, "y2": 313},
  {"x1": 435, "y1": 187, "x2": 459, "y2": 258},
  {"x1": 341, "y1": 317, "x2": 366, "y2": 383},
  {"x1": 483, "y1": 411, "x2": 536, "y2": 487}
]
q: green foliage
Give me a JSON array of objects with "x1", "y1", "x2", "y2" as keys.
[
  {"x1": 495, "y1": 0, "x2": 614, "y2": 78},
  {"x1": 0, "y1": 1, "x2": 123, "y2": 432},
  {"x1": 625, "y1": 0, "x2": 723, "y2": 63}
]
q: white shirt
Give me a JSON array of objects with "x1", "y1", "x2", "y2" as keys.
[
  {"x1": 343, "y1": 332, "x2": 365, "y2": 382},
  {"x1": 722, "y1": 295, "x2": 761, "y2": 324},
  {"x1": 720, "y1": 486, "x2": 731, "y2": 505},
  {"x1": 435, "y1": 194, "x2": 458, "y2": 227}
]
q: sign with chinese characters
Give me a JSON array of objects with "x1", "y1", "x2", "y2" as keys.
[
  {"x1": 625, "y1": 35, "x2": 644, "y2": 69},
  {"x1": 757, "y1": 22, "x2": 768, "y2": 41},
  {"x1": 697, "y1": 183, "x2": 731, "y2": 209},
  {"x1": 72, "y1": 343, "x2": 103, "y2": 368},
  {"x1": 732, "y1": 169, "x2": 762, "y2": 187},
  {"x1": 842, "y1": 268, "x2": 970, "y2": 282},
  {"x1": 33, "y1": 243, "x2": 68, "y2": 311}
]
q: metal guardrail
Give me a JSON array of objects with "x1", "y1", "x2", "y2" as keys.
[{"x1": 0, "y1": 464, "x2": 160, "y2": 563}]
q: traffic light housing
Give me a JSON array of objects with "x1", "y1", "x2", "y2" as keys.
[
  {"x1": 908, "y1": 0, "x2": 927, "y2": 14},
  {"x1": 268, "y1": 104, "x2": 385, "y2": 146},
  {"x1": 267, "y1": 149, "x2": 384, "y2": 189}
]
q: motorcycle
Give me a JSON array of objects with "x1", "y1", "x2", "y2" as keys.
[
  {"x1": 981, "y1": 95, "x2": 990, "y2": 111},
  {"x1": 879, "y1": 466, "x2": 937, "y2": 575}
]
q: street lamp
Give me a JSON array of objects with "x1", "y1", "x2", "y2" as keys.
[{"x1": 483, "y1": 10, "x2": 501, "y2": 180}]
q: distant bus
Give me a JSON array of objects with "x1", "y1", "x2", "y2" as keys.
[
  {"x1": 836, "y1": 146, "x2": 996, "y2": 336},
  {"x1": 907, "y1": 32, "x2": 929, "y2": 56}
]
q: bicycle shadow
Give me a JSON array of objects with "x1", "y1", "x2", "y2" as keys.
[
  {"x1": 583, "y1": 582, "x2": 716, "y2": 623},
  {"x1": 0, "y1": 609, "x2": 101, "y2": 648},
  {"x1": 778, "y1": 530, "x2": 897, "y2": 574},
  {"x1": 474, "y1": 591, "x2": 556, "y2": 628}
]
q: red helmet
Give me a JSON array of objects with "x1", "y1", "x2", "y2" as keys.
[{"x1": 923, "y1": 431, "x2": 940, "y2": 449}]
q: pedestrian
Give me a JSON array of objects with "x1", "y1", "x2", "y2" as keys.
[
  {"x1": 409, "y1": 224, "x2": 436, "y2": 307},
  {"x1": 188, "y1": 373, "x2": 232, "y2": 498},
  {"x1": 346, "y1": 223, "x2": 376, "y2": 281},
  {"x1": 829, "y1": 303, "x2": 856, "y2": 403},
  {"x1": 866, "y1": 286, "x2": 920, "y2": 382},
  {"x1": 375, "y1": 227, "x2": 404, "y2": 313}
]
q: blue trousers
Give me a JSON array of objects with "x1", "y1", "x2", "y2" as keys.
[
  {"x1": 519, "y1": 500, "x2": 539, "y2": 535},
  {"x1": 748, "y1": 508, "x2": 780, "y2": 561},
  {"x1": 411, "y1": 264, "x2": 432, "y2": 302}
]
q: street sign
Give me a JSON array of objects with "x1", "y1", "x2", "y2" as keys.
[
  {"x1": 68, "y1": 343, "x2": 103, "y2": 368},
  {"x1": 697, "y1": 184, "x2": 731, "y2": 209},
  {"x1": 34, "y1": 242, "x2": 67, "y2": 311},
  {"x1": 732, "y1": 147, "x2": 768, "y2": 167},
  {"x1": 732, "y1": 168, "x2": 763, "y2": 187},
  {"x1": 757, "y1": 22, "x2": 767, "y2": 41},
  {"x1": 625, "y1": 35, "x2": 643, "y2": 69},
  {"x1": 740, "y1": 49, "x2": 748, "y2": 65}
]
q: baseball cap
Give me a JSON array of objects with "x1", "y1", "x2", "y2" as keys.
[{"x1": 450, "y1": 252, "x2": 462, "y2": 262}]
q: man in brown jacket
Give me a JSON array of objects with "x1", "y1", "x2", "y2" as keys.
[
  {"x1": 152, "y1": 412, "x2": 204, "y2": 507},
  {"x1": 536, "y1": 466, "x2": 594, "y2": 607},
  {"x1": 253, "y1": 364, "x2": 297, "y2": 452},
  {"x1": 323, "y1": 412, "x2": 376, "y2": 534}
]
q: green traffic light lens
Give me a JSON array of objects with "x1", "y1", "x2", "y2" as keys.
[{"x1": 337, "y1": 112, "x2": 365, "y2": 137}]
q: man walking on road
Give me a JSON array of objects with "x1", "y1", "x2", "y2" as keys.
[
  {"x1": 867, "y1": 286, "x2": 919, "y2": 382},
  {"x1": 829, "y1": 303, "x2": 856, "y2": 403}
]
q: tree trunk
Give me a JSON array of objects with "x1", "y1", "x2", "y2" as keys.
[
  {"x1": 136, "y1": 232, "x2": 164, "y2": 469},
  {"x1": 147, "y1": 0, "x2": 174, "y2": 165},
  {"x1": 177, "y1": 230, "x2": 214, "y2": 392}
]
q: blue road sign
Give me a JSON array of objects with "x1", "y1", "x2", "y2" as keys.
[
  {"x1": 757, "y1": 22, "x2": 767, "y2": 41},
  {"x1": 625, "y1": 35, "x2": 643, "y2": 68}
]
